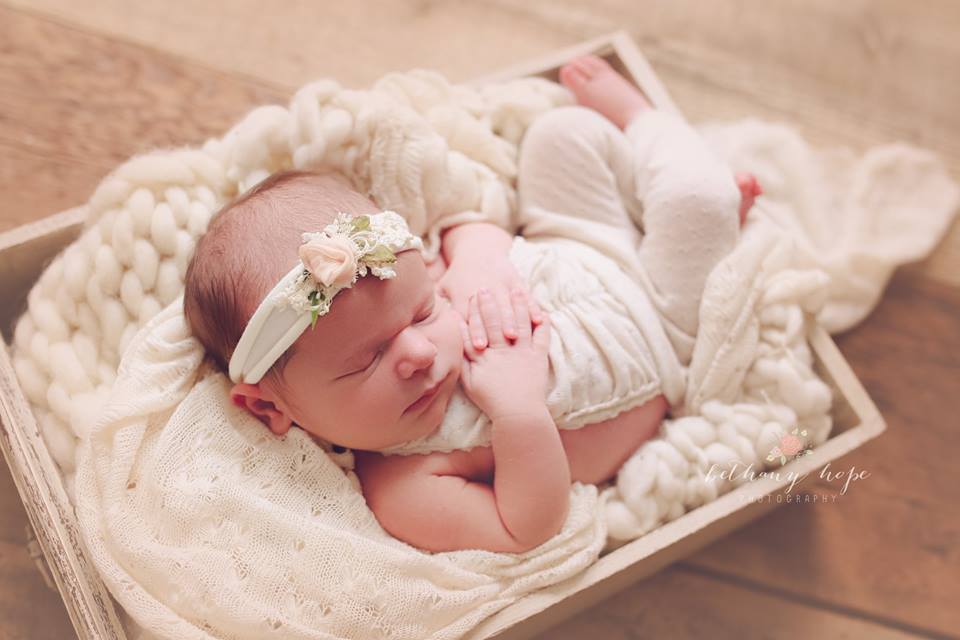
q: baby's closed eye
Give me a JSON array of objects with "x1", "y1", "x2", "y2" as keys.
[
  {"x1": 416, "y1": 299, "x2": 437, "y2": 323},
  {"x1": 336, "y1": 350, "x2": 381, "y2": 379},
  {"x1": 361, "y1": 352, "x2": 381, "y2": 372},
  {"x1": 343, "y1": 292, "x2": 439, "y2": 378},
  {"x1": 352, "y1": 308, "x2": 435, "y2": 375}
]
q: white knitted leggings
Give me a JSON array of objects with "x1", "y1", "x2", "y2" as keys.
[{"x1": 517, "y1": 105, "x2": 741, "y2": 364}]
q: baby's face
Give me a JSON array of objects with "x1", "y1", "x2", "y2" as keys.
[{"x1": 270, "y1": 250, "x2": 463, "y2": 450}]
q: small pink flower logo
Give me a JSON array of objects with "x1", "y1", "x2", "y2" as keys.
[
  {"x1": 780, "y1": 434, "x2": 803, "y2": 456},
  {"x1": 767, "y1": 428, "x2": 812, "y2": 465}
]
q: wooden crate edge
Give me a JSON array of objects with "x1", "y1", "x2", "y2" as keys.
[
  {"x1": 0, "y1": 207, "x2": 86, "y2": 253},
  {"x1": 0, "y1": 341, "x2": 127, "y2": 639}
]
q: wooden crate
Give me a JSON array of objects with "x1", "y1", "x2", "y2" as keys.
[{"x1": 0, "y1": 31, "x2": 885, "y2": 640}]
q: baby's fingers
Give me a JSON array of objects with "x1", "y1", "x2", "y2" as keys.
[
  {"x1": 457, "y1": 324, "x2": 474, "y2": 389},
  {"x1": 459, "y1": 317, "x2": 479, "y2": 361},
  {"x1": 496, "y1": 288, "x2": 518, "y2": 341},
  {"x1": 531, "y1": 313, "x2": 551, "y2": 353},
  {"x1": 478, "y1": 288, "x2": 508, "y2": 347},
  {"x1": 467, "y1": 293, "x2": 488, "y2": 351},
  {"x1": 510, "y1": 287, "x2": 533, "y2": 343},
  {"x1": 529, "y1": 298, "x2": 545, "y2": 326}
]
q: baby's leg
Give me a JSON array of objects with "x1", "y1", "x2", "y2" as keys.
[
  {"x1": 630, "y1": 111, "x2": 742, "y2": 363},
  {"x1": 517, "y1": 105, "x2": 646, "y2": 276},
  {"x1": 561, "y1": 55, "x2": 742, "y2": 365},
  {"x1": 561, "y1": 56, "x2": 761, "y2": 224}
]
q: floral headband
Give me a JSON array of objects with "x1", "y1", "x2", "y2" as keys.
[{"x1": 228, "y1": 211, "x2": 423, "y2": 384}]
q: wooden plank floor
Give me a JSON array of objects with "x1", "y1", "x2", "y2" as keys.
[{"x1": 1, "y1": 2, "x2": 957, "y2": 638}]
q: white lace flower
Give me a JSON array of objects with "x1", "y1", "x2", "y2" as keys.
[{"x1": 281, "y1": 211, "x2": 422, "y2": 327}]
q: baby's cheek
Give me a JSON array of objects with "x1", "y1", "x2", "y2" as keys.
[
  {"x1": 425, "y1": 255, "x2": 448, "y2": 283},
  {"x1": 441, "y1": 312, "x2": 465, "y2": 357}
]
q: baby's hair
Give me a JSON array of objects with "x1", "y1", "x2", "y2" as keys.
[{"x1": 183, "y1": 170, "x2": 379, "y2": 387}]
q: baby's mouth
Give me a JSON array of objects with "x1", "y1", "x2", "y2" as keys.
[{"x1": 404, "y1": 375, "x2": 444, "y2": 414}]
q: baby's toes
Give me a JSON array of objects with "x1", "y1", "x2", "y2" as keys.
[
  {"x1": 569, "y1": 55, "x2": 597, "y2": 79},
  {"x1": 559, "y1": 63, "x2": 588, "y2": 89},
  {"x1": 735, "y1": 171, "x2": 762, "y2": 196},
  {"x1": 580, "y1": 54, "x2": 612, "y2": 75},
  {"x1": 735, "y1": 173, "x2": 761, "y2": 225}
]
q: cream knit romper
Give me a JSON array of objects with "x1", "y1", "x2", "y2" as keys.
[{"x1": 380, "y1": 106, "x2": 740, "y2": 456}]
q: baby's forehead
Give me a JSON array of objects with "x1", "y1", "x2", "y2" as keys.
[
  {"x1": 301, "y1": 249, "x2": 431, "y2": 362},
  {"x1": 334, "y1": 250, "x2": 429, "y2": 317}
]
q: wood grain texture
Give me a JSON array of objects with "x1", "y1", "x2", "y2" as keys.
[
  {"x1": 1, "y1": 0, "x2": 575, "y2": 89},
  {"x1": 1, "y1": 1, "x2": 958, "y2": 639},
  {"x1": 0, "y1": 4, "x2": 287, "y2": 231},
  {"x1": 540, "y1": 566, "x2": 926, "y2": 640},
  {"x1": 1, "y1": 445, "x2": 74, "y2": 639},
  {"x1": 0, "y1": 537, "x2": 74, "y2": 640},
  {"x1": 0, "y1": 144, "x2": 107, "y2": 233}
]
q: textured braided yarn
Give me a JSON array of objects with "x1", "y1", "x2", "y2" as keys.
[{"x1": 10, "y1": 70, "x2": 571, "y2": 498}]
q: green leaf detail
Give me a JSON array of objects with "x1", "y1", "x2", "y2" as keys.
[
  {"x1": 310, "y1": 307, "x2": 320, "y2": 329},
  {"x1": 365, "y1": 245, "x2": 396, "y2": 263},
  {"x1": 351, "y1": 215, "x2": 371, "y2": 232}
]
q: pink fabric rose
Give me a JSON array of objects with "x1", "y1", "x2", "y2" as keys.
[
  {"x1": 779, "y1": 434, "x2": 803, "y2": 456},
  {"x1": 299, "y1": 236, "x2": 357, "y2": 287}
]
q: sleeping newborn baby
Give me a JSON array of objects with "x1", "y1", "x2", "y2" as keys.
[{"x1": 183, "y1": 55, "x2": 758, "y2": 554}]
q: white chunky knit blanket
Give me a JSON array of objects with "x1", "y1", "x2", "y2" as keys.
[{"x1": 8, "y1": 69, "x2": 958, "y2": 640}]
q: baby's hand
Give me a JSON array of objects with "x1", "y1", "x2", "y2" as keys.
[
  {"x1": 439, "y1": 255, "x2": 544, "y2": 348},
  {"x1": 458, "y1": 287, "x2": 551, "y2": 420}
]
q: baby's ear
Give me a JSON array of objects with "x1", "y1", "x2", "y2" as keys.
[{"x1": 230, "y1": 382, "x2": 293, "y2": 436}]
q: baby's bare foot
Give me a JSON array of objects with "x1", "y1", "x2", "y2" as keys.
[
  {"x1": 735, "y1": 171, "x2": 763, "y2": 226},
  {"x1": 559, "y1": 54, "x2": 652, "y2": 130}
]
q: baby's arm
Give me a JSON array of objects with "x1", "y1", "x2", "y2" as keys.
[
  {"x1": 460, "y1": 288, "x2": 568, "y2": 542},
  {"x1": 356, "y1": 410, "x2": 565, "y2": 554},
  {"x1": 437, "y1": 223, "x2": 544, "y2": 347},
  {"x1": 440, "y1": 221, "x2": 514, "y2": 264},
  {"x1": 357, "y1": 453, "x2": 507, "y2": 553}
]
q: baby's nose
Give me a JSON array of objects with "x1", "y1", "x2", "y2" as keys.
[{"x1": 396, "y1": 331, "x2": 437, "y2": 379}]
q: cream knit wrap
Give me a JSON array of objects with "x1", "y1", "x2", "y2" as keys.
[{"x1": 8, "y1": 68, "x2": 958, "y2": 640}]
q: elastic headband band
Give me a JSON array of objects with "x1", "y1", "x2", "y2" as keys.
[{"x1": 228, "y1": 211, "x2": 423, "y2": 384}]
